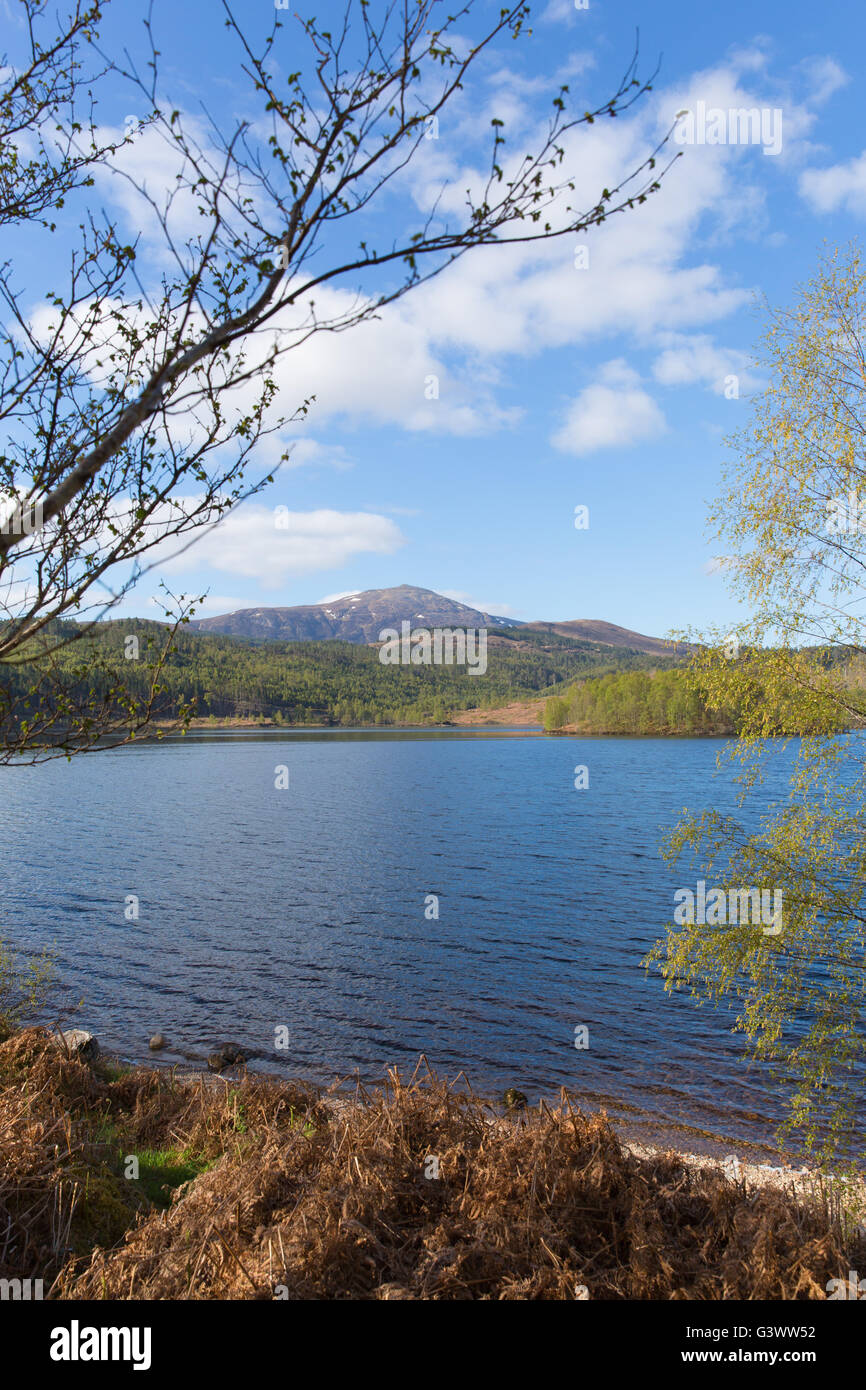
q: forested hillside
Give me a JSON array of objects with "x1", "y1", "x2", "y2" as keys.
[
  {"x1": 544, "y1": 665, "x2": 853, "y2": 736},
  {"x1": 544, "y1": 669, "x2": 732, "y2": 734},
  {"x1": 0, "y1": 620, "x2": 680, "y2": 732}
]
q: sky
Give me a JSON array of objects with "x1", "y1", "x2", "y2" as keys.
[{"x1": 7, "y1": 0, "x2": 866, "y2": 639}]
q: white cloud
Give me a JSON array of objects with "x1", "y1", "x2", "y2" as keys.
[
  {"x1": 267, "y1": 284, "x2": 521, "y2": 436},
  {"x1": 90, "y1": 116, "x2": 256, "y2": 258},
  {"x1": 798, "y1": 56, "x2": 848, "y2": 107},
  {"x1": 551, "y1": 360, "x2": 666, "y2": 456},
  {"x1": 287, "y1": 439, "x2": 354, "y2": 471},
  {"x1": 799, "y1": 152, "x2": 866, "y2": 215},
  {"x1": 152, "y1": 503, "x2": 406, "y2": 585},
  {"x1": 539, "y1": 0, "x2": 590, "y2": 24},
  {"x1": 391, "y1": 56, "x2": 830, "y2": 381},
  {"x1": 651, "y1": 332, "x2": 755, "y2": 394}
]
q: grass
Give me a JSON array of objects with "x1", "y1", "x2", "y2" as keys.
[{"x1": 132, "y1": 1148, "x2": 214, "y2": 1207}]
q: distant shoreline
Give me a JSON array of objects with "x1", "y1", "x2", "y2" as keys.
[
  {"x1": 141, "y1": 697, "x2": 547, "y2": 733},
  {"x1": 137, "y1": 715, "x2": 733, "y2": 740}
]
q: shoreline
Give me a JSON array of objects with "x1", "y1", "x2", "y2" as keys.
[
  {"x1": 102, "y1": 1045, "x2": 855, "y2": 1203},
  {"x1": 6, "y1": 1027, "x2": 864, "y2": 1301}
]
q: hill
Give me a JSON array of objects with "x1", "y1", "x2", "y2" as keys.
[{"x1": 525, "y1": 619, "x2": 687, "y2": 659}]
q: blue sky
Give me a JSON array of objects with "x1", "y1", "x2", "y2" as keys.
[{"x1": 8, "y1": 0, "x2": 866, "y2": 638}]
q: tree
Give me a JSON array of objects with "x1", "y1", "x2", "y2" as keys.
[
  {"x1": 0, "y1": 0, "x2": 674, "y2": 760},
  {"x1": 648, "y1": 244, "x2": 866, "y2": 1166},
  {"x1": 0, "y1": 0, "x2": 112, "y2": 226}
]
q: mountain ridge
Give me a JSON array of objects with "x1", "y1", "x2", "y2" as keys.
[{"x1": 189, "y1": 584, "x2": 677, "y2": 657}]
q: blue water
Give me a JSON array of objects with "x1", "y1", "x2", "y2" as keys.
[{"x1": 0, "y1": 729, "x2": 799, "y2": 1153}]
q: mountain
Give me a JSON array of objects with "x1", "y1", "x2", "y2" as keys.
[
  {"x1": 523, "y1": 620, "x2": 686, "y2": 659},
  {"x1": 189, "y1": 585, "x2": 520, "y2": 644},
  {"x1": 189, "y1": 585, "x2": 676, "y2": 656}
]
